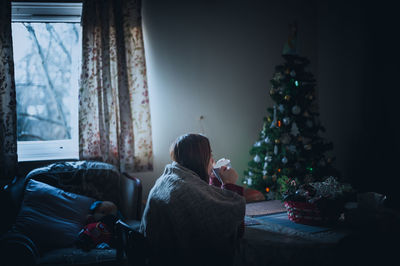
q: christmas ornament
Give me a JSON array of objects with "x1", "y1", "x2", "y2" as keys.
[
  {"x1": 278, "y1": 104, "x2": 285, "y2": 113},
  {"x1": 265, "y1": 155, "x2": 272, "y2": 162},
  {"x1": 264, "y1": 136, "x2": 271, "y2": 143},
  {"x1": 292, "y1": 105, "x2": 301, "y2": 115},
  {"x1": 263, "y1": 162, "x2": 268, "y2": 169},
  {"x1": 284, "y1": 95, "x2": 291, "y2": 101},
  {"x1": 277, "y1": 168, "x2": 282, "y2": 173},
  {"x1": 295, "y1": 80, "x2": 299, "y2": 87},
  {"x1": 248, "y1": 171, "x2": 253, "y2": 176},
  {"x1": 304, "y1": 144, "x2": 312, "y2": 150},
  {"x1": 290, "y1": 70, "x2": 296, "y2": 77},
  {"x1": 265, "y1": 187, "x2": 270, "y2": 192},
  {"x1": 247, "y1": 178, "x2": 252, "y2": 186},
  {"x1": 269, "y1": 88, "x2": 275, "y2": 95},
  {"x1": 287, "y1": 145, "x2": 296, "y2": 153},
  {"x1": 267, "y1": 116, "x2": 271, "y2": 122},
  {"x1": 283, "y1": 117, "x2": 290, "y2": 125},
  {"x1": 275, "y1": 139, "x2": 280, "y2": 144},
  {"x1": 254, "y1": 154, "x2": 261, "y2": 163},
  {"x1": 262, "y1": 170, "x2": 267, "y2": 175},
  {"x1": 270, "y1": 105, "x2": 277, "y2": 128},
  {"x1": 274, "y1": 145, "x2": 278, "y2": 155},
  {"x1": 282, "y1": 157, "x2": 288, "y2": 164},
  {"x1": 277, "y1": 120, "x2": 282, "y2": 127},
  {"x1": 291, "y1": 122, "x2": 299, "y2": 136},
  {"x1": 254, "y1": 141, "x2": 262, "y2": 147}
]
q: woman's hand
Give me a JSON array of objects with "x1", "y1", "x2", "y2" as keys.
[{"x1": 219, "y1": 166, "x2": 239, "y2": 185}]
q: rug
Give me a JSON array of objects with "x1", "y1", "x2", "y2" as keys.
[
  {"x1": 244, "y1": 212, "x2": 349, "y2": 243},
  {"x1": 245, "y1": 200, "x2": 286, "y2": 217},
  {"x1": 253, "y1": 212, "x2": 329, "y2": 233}
]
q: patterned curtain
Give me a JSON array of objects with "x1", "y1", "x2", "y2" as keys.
[
  {"x1": 0, "y1": 0, "x2": 18, "y2": 179},
  {"x1": 80, "y1": 0, "x2": 153, "y2": 173}
]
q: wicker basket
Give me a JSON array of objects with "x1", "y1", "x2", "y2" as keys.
[{"x1": 284, "y1": 200, "x2": 339, "y2": 226}]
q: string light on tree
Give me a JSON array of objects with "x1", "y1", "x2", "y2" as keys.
[{"x1": 283, "y1": 117, "x2": 290, "y2": 125}]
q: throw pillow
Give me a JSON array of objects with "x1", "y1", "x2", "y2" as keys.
[{"x1": 13, "y1": 179, "x2": 96, "y2": 249}]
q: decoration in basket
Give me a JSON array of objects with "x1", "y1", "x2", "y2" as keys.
[{"x1": 282, "y1": 176, "x2": 354, "y2": 225}]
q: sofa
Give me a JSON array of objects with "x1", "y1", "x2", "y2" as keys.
[{"x1": 0, "y1": 160, "x2": 143, "y2": 266}]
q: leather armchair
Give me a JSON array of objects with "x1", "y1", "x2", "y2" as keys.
[{"x1": 0, "y1": 160, "x2": 143, "y2": 266}]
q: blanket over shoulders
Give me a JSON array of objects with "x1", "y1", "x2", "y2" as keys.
[{"x1": 140, "y1": 162, "x2": 245, "y2": 261}]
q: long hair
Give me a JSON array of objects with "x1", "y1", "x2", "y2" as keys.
[{"x1": 170, "y1": 133, "x2": 211, "y2": 182}]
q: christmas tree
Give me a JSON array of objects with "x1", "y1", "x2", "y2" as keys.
[{"x1": 243, "y1": 23, "x2": 340, "y2": 200}]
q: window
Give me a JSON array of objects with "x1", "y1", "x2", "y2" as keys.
[{"x1": 11, "y1": 2, "x2": 82, "y2": 161}]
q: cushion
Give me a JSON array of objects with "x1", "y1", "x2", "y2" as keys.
[
  {"x1": 13, "y1": 179, "x2": 96, "y2": 249},
  {"x1": 25, "y1": 161, "x2": 122, "y2": 208}
]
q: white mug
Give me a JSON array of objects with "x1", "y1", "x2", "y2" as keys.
[{"x1": 212, "y1": 158, "x2": 231, "y2": 183}]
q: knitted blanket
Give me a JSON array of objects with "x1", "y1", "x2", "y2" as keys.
[{"x1": 140, "y1": 162, "x2": 245, "y2": 264}]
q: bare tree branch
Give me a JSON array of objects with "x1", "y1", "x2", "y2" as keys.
[
  {"x1": 22, "y1": 53, "x2": 33, "y2": 83},
  {"x1": 72, "y1": 24, "x2": 79, "y2": 43},
  {"x1": 18, "y1": 134, "x2": 44, "y2": 141},
  {"x1": 15, "y1": 83, "x2": 46, "y2": 88},
  {"x1": 24, "y1": 23, "x2": 71, "y2": 139},
  {"x1": 18, "y1": 112, "x2": 66, "y2": 127},
  {"x1": 44, "y1": 31, "x2": 54, "y2": 62},
  {"x1": 46, "y1": 24, "x2": 71, "y2": 64}
]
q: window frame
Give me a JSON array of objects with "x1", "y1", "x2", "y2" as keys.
[{"x1": 12, "y1": 1, "x2": 82, "y2": 162}]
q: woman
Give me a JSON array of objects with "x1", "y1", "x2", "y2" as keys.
[{"x1": 140, "y1": 133, "x2": 245, "y2": 266}]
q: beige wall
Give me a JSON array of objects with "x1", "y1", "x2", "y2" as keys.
[
  {"x1": 134, "y1": 0, "x2": 318, "y2": 199},
  {"x1": 131, "y1": 0, "x2": 400, "y2": 206}
]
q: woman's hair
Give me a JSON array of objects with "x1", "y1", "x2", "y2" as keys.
[{"x1": 170, "y1": 133, "x2": 211, "y2": 182}]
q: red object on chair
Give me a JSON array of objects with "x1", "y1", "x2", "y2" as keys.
[{"x1": 244, "y1": 188, "x2": 265, "y2": 203}]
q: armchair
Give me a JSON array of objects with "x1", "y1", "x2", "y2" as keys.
[
  {"x1": 115, "y1": 220, "x2": 148, "y2": 266},
  {"x1": 0, "y1": 160, "x2": 143, "y2": 266}
]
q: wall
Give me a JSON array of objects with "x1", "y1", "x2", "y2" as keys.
[
  {"x1": 135, "y1": 0, "x2": 318, "y2": 199},
  {"x1": 317, "y1": 0, "x2": 400, "y2": 206},
  {"x1": 317, "y1": 0, "x2": 368, "y2": 187}
]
